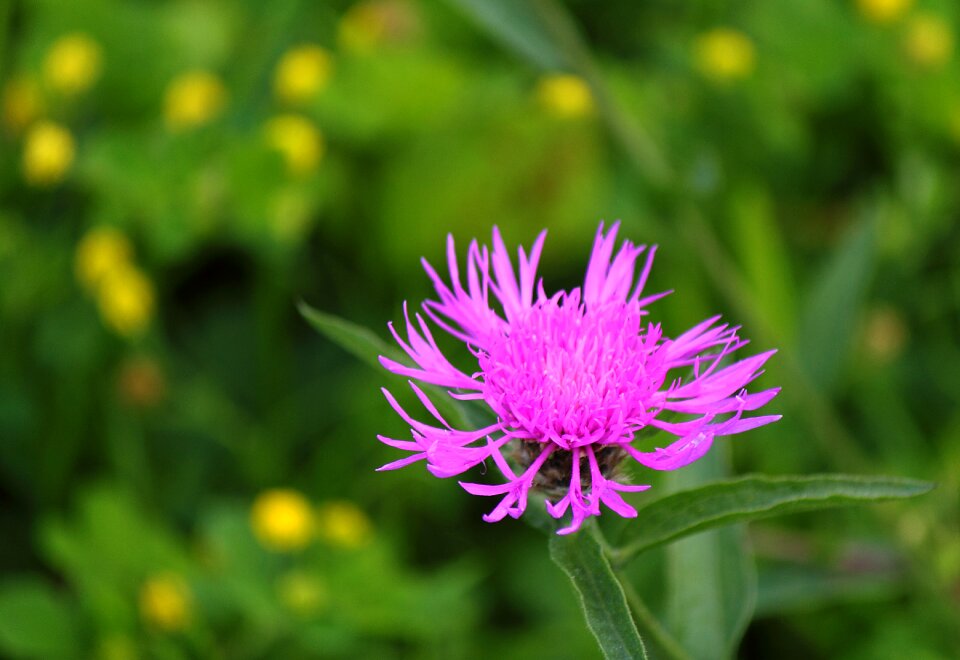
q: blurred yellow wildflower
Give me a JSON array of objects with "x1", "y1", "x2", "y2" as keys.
[
  {"x1": 338, "y1": 0, "x2": 419, "y2": 54},
  {"x1": 75, "y1": 226, "x2": 133, "y2": 292},
  {"x1": 43, "y1": 32, "x2": 103, "y2": 96},
  {"x1": 163, "y1": 71, "x2": 227, "y2": 131},
  {"x1": 316, "y1": 500, "x2": 373, "y2": 548},
  {"x1": 536, "y1": 74, "x2": 595, "y2": 119},
  {"x1": 274, "y1": 45, "x2": 333, "y2": 105},
  {"x1": 694, "y1": 28, "x2": 756, "y2": 83},
  {"x1": 2, "y1": 76, "x2": 43, "y2": 133},
  {"x1": 96, "y1": 265, "x2": 155, "y2": 338},
  {"x1": 277, "y1": 571, "x2": 327, "y2": 615},
  {"x1": 22, "y1": 120, "x2": 75, "y2": 186},
  {"x1": 264, "y1": 114, "x2": 325, "y2": 176},
  {"x1": 856, "y1": 0, "x2": 913, "y2": 25},
  {"x1": 251, "y1": 489, "x2": 314, "y2": 551},
  {"x1": 139, "y1": 573, "x2": 191, "y2": 632},
  {"x1": 904, "y1": 13, "x2": 954, "y2": 68}
]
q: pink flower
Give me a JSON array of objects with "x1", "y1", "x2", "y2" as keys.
[{"x1": 379, "y1": 223, "x2": 780, "y2": 534}]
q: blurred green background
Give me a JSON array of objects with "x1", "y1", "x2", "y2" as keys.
[{"x1": 1, "y1": 0, "x2": 958, "y2": 658}]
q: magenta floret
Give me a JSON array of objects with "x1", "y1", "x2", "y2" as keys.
[{"x1": 378, "y1": 222, "x2": 780, "y2": 534}]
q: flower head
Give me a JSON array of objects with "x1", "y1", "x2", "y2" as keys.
[
  {"x1": 379, "y1": 223, "x2": 780, "y2": 534},
  {"x1": 75, "y1": 226, "x2": 133, "y2": 292},
  {"x1": 263, "y1": 114, "x2": 324, "y2": 176},
  {"x1": 22, "y1": 120, "x2": 75, "y2": 186},
  {"x1": 139, "y1": 573, "x2": 192, "y2": 632},
  {"x1": 43, "y1": 32, "x2": 103, "y2": 96},
  {"x1": 694, "y1": 28, "x2": 756, "y2": 83},
  {"x1": 274, "y1": 45, "x2": 333, "y2": 105},
  {"x1": 856, "y1": 0, "x2": 913, "y2": 25},
  {"x1": 250, "y1": 488, "x2": 314, "y2": 551},
  {"x1": 316, "y1": 501, "x2": 373, "y2": 548},
  {"x1": 903, "y1": 13, "x2": 954, "y2": 69},
  {"x1": 96, "y1": 264, "x2": 154, "y2": 338},
  {"x1": 163, "y1": 71, "x2": 227, "y2": 132},
  {"x1": 2, "y1": 76, "x2": 43, "y2": 134},
  {"x1": 536, "y1": 74, "x2": 595, "y2": 119}
]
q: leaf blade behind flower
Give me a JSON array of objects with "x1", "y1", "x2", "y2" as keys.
[
  {"x1": 613, "y1": 474, "x2": 934, "y2": 564},
  {"x1": 297, "y1": 301, "x2": 482, "y2": 428},
  {"x1": 446, "y1": 0, "x2": 568, "y2": 70},
  {"x1": 662, "y1": 448, "x2": 755, "y2": 660},
  {"x1": 549, "y1": 523, "x2": 649, "y2": 660}
]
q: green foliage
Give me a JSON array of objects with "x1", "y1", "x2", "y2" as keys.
[
  {"x1": 612, "y1": 474, "x2": 934, "y2": 562},
  {"x1": 549, "y1": 523, "x2": 648, "y2": 660},
  {"x1": 1, "y1": 0, "x2": 958, "y2": 657},
  {"x1": 797, "y1": 214, "x2": 876, "y2": 389},
  {"x1": 0, "y1": 579, "x2": 79, "y2": 659}
]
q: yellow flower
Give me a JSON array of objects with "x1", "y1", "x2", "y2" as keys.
[
  {"x1": 694, "y1": 28, "x2": 756, "y2": 83},
  {"x1": 251, "y1": 489, "x2": 314, "y2": 552},
  {"x1": 139, "y1": 573, "x2": 191, "y2": 632},
  {"x1": 22, "y1": 121, "x2": 75, "y2": 186},
  {"x1": 535, "y1": 74, "x2": 595, "y2": 119},
  {"x1": 43, "y1": 32, "x2": 103, "y2": 95},
  {"x1": 163, "y1": 71, "x2": 227, "y2": 131},
  {"x1": 277, "y1": 571, "x2": 327, "y2": 615},
  {"x1": 264, "y1": 114, "x2": 325, "y2": 176},
  {"x1": 96, "y1": 265, "x2": 155, "y2": 338},
  {"x1": 2, "y1": 76, "x2": 43, "y2": 133},
  {"x1": 75, "y1": 226, "x2": 133, "y2": 292},
  {"x1": 904, "y1": 13, "x2": 954, "y2": 68},
  {"x1": 316, "y1": 501, "x2": 372, "y2": 549},
  {"x1": 856, "y1": 0, "x2": 913, "y2": 25},
  {"x1": 274, "y1": 45, "x2": 333, "y2": 105}
]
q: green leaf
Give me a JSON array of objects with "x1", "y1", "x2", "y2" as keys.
[
  {"x1": 297, "y1": 302, "x2": 485, "y2": 429},
  {"x1": 0, "y1": 578, "x2": 79, "y2": 659},
  {"x1": 298, "y1": 301, "x2": 406, "y2": 370},
  {"x1": 662, "y1": 450, "x2": 755, "y2": 660},
  {"x1": 613, "y1": 474, "x2": 933, "y2": 564},
  {"x1": 754, "y1": 563, "x2": 904, "y2": 618},
  {"x1": 549, "y1": 523, "x2": 648, "y2": 660},
  {"x1": 797, "y1": 214, "x2": 875, "y2": 389},
  {"x1": 445, "y1": 0, "x2": 569, "y2": 70},
  {"x1": 728, "y1": 184, "x2": 797, "y2": 342}
]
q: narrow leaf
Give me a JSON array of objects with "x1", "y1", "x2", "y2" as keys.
[
  {"x1": 0, "y1": 578, "x2": 79, "y2": 659},
  {"x1": 549, "y1": 523, "x2": 648, "y2": 660},
  {"x1": 663, "y1": 447, "x2": 755, "y2": 660},
  {"x1": 797, "y1": 214, "x2": 875, "y2": 389},
  {"x1": 446, "y1": 0, "x2": 568, "y2": 70},
  {"x1": 298, "y1": 302, "x2": 486, "y2": 429},
  {"x1": 298, "y1": 301, "x2": 406, "y2": 370},
  {"x1": 754, "y1": 563, "x2": 904, "y2": 618},
  {"x1": 613, "y1": 474, "x2": 933, "y2": 564},
  {"x1": 728, "y1": 184, "x2": 797, "y2": 342}
]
